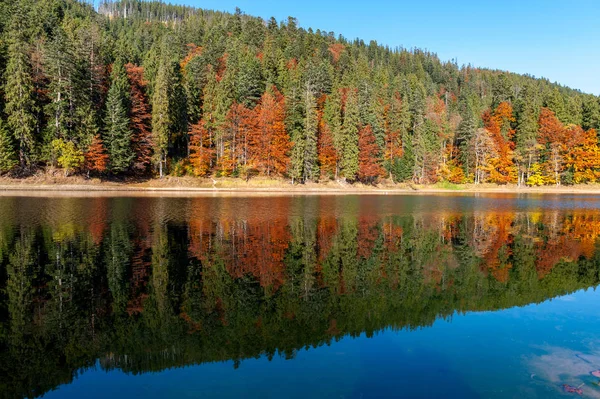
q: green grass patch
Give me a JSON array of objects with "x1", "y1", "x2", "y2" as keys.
[{"x1": 433, "y1": 181, "x2": 465, "y2": 190}]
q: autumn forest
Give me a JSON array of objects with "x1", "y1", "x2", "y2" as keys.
[{"x1": 1, "y1": 0, "x2": 600, "y2": 186}]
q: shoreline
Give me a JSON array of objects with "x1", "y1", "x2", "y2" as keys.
[{"x1": 3, "y1": 179, "x2": 600, "y2": 196}]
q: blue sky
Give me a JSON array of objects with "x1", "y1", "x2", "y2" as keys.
[{"x1": 120, "y1": 0, "x2": 600, "y2": 95}]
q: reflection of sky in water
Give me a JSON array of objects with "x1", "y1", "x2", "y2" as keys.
[{"x1": 46, "y1": 289, "x2": 600, "y2": 399}]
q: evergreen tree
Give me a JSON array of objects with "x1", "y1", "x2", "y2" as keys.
[
  {"x1": 0, "y1": 119, "x2": 17, "y2": 173},
  {"x1": 4, "y1": 30, "x2": 37, "y2": 169},
  {"x1": 582, "y1": 96, "x2": 600, "y2": 131},
  {"x1": 544, "y1": 88, "x2": 567, "y2": 123},
  {"x1": 104, "y1": 60, "x2": 133, "y2": 174},
  {"x1": 514, "y1": 84, "x2": 540, "y2": 185},
  {"x1": 152, "y1": 58, "x2": 172, "y2": 177},
  {"x1": 456, "y1": 103, "x2": 477, "y2": 179},
  {"x1": 323, "y1": 87, "x2": 343, "y2": 177},
  {"x1": 340, "y1": 89, "x2": 360, "y2": 180},
  {"x1": 291, "y1": 83, "x2": 319, "y2": 182}
]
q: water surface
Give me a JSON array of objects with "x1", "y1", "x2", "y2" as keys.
[{"x1": 1, "y1": 194, "x2": 599, "y2": 398}]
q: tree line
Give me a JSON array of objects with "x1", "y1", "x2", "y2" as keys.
[{"x1": 0, "y1": 0, "x2": 599, "y2": 185}]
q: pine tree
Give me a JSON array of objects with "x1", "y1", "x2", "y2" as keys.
[
  {"x1": 582, "y1": 97, "x2": 600, "y2": 131},
  {"x1": 340, "y1": 88, "x2": 360, "y2": 180},
  {"x1": 456, "y1": 105, "x2": 477, "y2": 179},
  {"x1": 104, "y1": 61, "x2": 133, "y2": 174},
  {"x1": 152, "y1": 58, "x2": 172, "y2": 177},
  {"x1": 514, "y1": 85, "x2": 539, "y2": 185},
  {"x1": 4, "y1": 30, "x2": 37, "y2": 169},
  {"x1": 544, "y1": 88, "x2": 567, "y2": 123},
  {"x1": 290, "y1": 83, "x2": 319, "y2": 182},
  {"x1": 0, "y1": 119, "x2": 18, "y2": 174},
  {"x1": 323, "y1": 88, "x2": 343, "y2": 177},
  {"x1": 44, "y1": 29, "x2": 77, "y2": 143}
]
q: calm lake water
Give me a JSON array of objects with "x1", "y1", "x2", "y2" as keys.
[{"x1": 1, "y1": 193, "x2": 600, "y2": 398}]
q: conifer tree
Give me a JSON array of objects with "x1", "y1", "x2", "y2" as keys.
[
  {"x1": 456, "y1": 103, "x2": 477, "y2": 179},
  {"x1": 104, "y1": 60, "x2": 133, "y2": 174},
  {"x1": 582, "y1": 97, "x2": 600, "y2": 131},
  {"x1": 151, "y1": 58, "x2": 172, "y2": 177},
  {"x1": 0, "y1": 119, "x2": 17, "y2": 174},
  {"x1": 323, "y1": 88, "x2": 343, "y2": 177},
  {"x1": 4, "y1": 30, "x2": 37, "y2": 169},
  {"x1": 291, "y1": 83, "x2": 319, "y2": 182},
  {"x1": 340, "y1": 89, "x2": 359, "y2": 180}
]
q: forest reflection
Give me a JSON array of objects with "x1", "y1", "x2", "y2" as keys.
[{"x1": 0, "y1": 195, "x2": 599, "y2": 398}]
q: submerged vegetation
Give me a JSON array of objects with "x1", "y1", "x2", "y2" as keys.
[{"x1": 0, "y1": 0, "x2": 598, "y2": 186}]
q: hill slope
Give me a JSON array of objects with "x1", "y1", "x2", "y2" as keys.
[{"x1": 0, "y1": 0, "x2": 598, "y2": 186}]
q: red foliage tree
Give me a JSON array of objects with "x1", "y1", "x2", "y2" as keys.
[
  {"x1": 318, "y1": 110, "x2": 337, "y2": 178},
  {"x1": 249, "y1": 89, "x2": 291, "y2": 176},
  {"x1": 224, "y1": 102, "x2": 256, "y2": 173},
  {"x1": 358, "y1": 125, "x2": 384, "y2": 183},
  {"x1": 84, "y1": 134, "x2": 109, "y2": 174},
  {"x1": 189, "y1": 120, "x2": 215, "y2": 177},
  {"x1": 538, "y1": 107, "x2": 565, "y2": 145},
  {"x1": 125, "y1": 63, "x2": 153, "y2": 173}
]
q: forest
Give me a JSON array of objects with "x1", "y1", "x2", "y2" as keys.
[
  {"x1": 1, "y1": 195, "x2": 600, "y2": 398},
  {"x1": 1, "y1": 0, "x2": 600, "y2": 186}
]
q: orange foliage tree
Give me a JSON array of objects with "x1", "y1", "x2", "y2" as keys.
[
  {"x1": 317, "y1": 109, "x2": 337, "y2": 178},
  {"x1": 537, "y1": 107, "x2": 566, "y2": 184},
  {"x1": 222, "y1": 102, "x2": 255, "y2": 175},
  {"x1": 482, "y1": 102, "x2": 517, "y2": 184},
  {"x1": 189, "y1": 120, "x2": 215, "y2": 177},
  {"x1": 358, "y1": 125, "x2": 384, "y2": 183},
  {"x1": 84, "y1": 134, "x2": 109, "y2": 174},
  {"x1": 125, "y1": 63, "x2": 153, "y2": 173},
  {"x1": 565, "y1": 127, "x2": 600, "y2": 183},
  {"x1": 249, "y1": 89, "x2": 291, "y2": 176}
]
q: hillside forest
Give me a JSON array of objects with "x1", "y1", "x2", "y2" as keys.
[{"x1": 1, "y1": 0, "x2": 600, "y2": 185}]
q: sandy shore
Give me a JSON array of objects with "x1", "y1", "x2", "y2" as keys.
[{"x1": 2, "y1": 176, "x2": 600, "y2": 196}]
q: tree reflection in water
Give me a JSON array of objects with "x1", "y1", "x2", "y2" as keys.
[{"x1": 0, "y1": 195, "x2": 599, "y2": 398}]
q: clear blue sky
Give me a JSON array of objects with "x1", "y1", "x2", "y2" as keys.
[{"x1": 128, "y1": 0, "x2": 600, "y2": 95}]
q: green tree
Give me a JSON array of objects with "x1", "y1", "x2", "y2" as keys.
[
  {"x1": 4, "y1": 30, "x2": 37, "y2": 169},
  {"x1": 104, "y1": 60, "x2": 133, "y2": 174},
  {"x1": 290, "y1": 83, "x2": 319, "y2": 182},
  {"x1": 582, "y1": 96, "x2": 600, "y2": 131},
  {"x1": 152, "y1": 58, "x2": 172, "y2": 177},
  {"x1": 340, "y1": 88, "x2": 360, "y2": 180},
  {"x1": 0, "y1": 119, "x2": 18, "y2": 173}
]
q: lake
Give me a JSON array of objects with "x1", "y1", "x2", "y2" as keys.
[{"x1": 1, "y1": 193, "x2": 600, "y2": 398}]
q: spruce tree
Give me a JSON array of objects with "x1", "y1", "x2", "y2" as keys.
[
  {"x1": 152, "y1": 58, "x2": 172, "y2": 177},
  {"x1": 0, "y1": 119, "x2": 18, "y2": 174},
  {"x1": 104, "y1": 60, "x2": 133, "y2": 174},
  {"x1": 514, "y1": 84, "x2": 540, "y2": 185},
  {"x1": 582, "y1": 97, "x2": 600, "y2": 131},
  {"x1": 4, "y1": 30, "x2": 37, "y2": 169},
  {"x1": 323, "y1": 88, "x2": 343, "y2": 177},
  {"x1": 302, "y1": 85, "x2": 319, "y2": 182},
  {"x1": 456, "y1": 105, "x2": 477, "y2": 179},
  {"x1": 341, "y1": 89, "x2": 360, "y2": 180}
]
